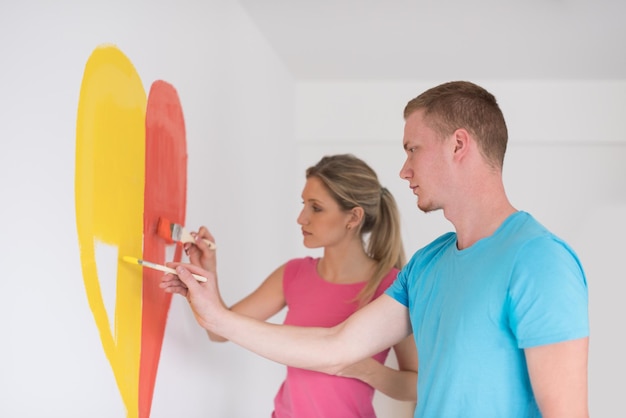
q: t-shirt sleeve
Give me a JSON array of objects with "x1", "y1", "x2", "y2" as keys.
[
  {"x1": 508, "y1": 236, "x2": 589, "y2": 348},
  {"x1": 384, "y1": 265, "x2": 409, "y2": 307}
]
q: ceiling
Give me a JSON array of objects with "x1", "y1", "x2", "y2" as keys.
[{"x1": 238, "y1": 0, "x2": 626, "y2": 81}]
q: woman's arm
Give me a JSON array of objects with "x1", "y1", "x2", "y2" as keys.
[{"x1": 337, "y1": 334, "x2": 417, "y2": 401}]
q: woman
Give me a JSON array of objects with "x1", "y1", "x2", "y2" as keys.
[{"x1": 184, "y1": 154, "x2": 417, "y2": 417}]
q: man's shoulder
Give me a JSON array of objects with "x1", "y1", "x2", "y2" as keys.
[{"x1": 406, "y1": 232, "x2": 456, "y2": 266}]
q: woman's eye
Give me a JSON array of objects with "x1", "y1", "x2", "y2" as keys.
[{"x1": 312, "y1": 206, "x2": 322, "y2": 212}]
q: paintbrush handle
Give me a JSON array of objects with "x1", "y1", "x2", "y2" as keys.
[
  {"x1": 200, "y1": 238, "x2": 217, "y2": 250},
  {"x1": 179, "y1": 229, "x2": 216, "y2": 250},
  {"x1": 125, "y1": 257, "x2": 208, "y2": 282},
  {"x1": 143, "y1": 262, "x2": 207, "y2": 283}
]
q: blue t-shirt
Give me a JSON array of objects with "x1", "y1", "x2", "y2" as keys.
[{"x1": 385, "y1": 211, "x2": 589, "y2": 418}]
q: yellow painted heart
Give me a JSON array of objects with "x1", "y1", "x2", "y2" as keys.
[{"x1": 75, "y1": 45, "x2": 187, "y2": 418}]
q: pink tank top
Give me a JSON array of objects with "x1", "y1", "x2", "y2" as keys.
[{"x1": 272, "y1": 257, "x2": 399, "y2": 418}]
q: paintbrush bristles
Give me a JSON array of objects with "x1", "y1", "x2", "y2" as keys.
[
  {"x1": 170, "y1": 222, "x2": 184, "y2": 242},
  {"x1": 156, "y1": 216, "x2": 217, "y2": 249},
  {"x1": 156, "y1": 217, "x2": 176, "y2": 243}
]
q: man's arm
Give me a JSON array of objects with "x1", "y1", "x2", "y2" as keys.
[
  {"x1": 525, "y1": 337, "x2": 589, "y2": 418},
  {"x1": 163, "y1": 263, "x2": 413, "y2": 374}
]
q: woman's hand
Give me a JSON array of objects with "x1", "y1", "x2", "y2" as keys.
[
  {"x1": 185, "y1": 226, "x2": 217, "y2": 272},
  {"x1": 336, "y1": 357, "x2": 378, "y2": 381}
]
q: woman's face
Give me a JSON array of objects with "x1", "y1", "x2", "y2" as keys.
[{"x1": 297, "y1": 176, "x2": 353, "y2": 249}]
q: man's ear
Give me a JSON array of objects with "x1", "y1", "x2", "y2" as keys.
[{"x1": 453, "y1": 128, "x2": 471, "y2": 160}]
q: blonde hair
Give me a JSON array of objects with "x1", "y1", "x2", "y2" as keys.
[{"x1": 306, "y1": 154, "x2": 406, "y2": 306}]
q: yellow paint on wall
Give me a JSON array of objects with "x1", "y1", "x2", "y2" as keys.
[{"x1": 75, "y1": 45, "x2": 146, "y2": 418}]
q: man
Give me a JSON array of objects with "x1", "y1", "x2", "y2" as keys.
[{"x1": 162, "y1": 81, "x2": 589, "y2": 418}]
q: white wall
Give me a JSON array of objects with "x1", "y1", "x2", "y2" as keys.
[
  {"x1": 295, "y1": 80, "x2": 626, "y2": 417},
  {"x1": 0, "y1": 1, "x2": 300, "y2": 417}
]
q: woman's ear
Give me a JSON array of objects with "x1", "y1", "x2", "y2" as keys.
[{"x1": 347, "y1": 206, "x2": 365, "y2": 230}]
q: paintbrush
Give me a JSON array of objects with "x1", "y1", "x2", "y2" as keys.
[
  {"x1": 122, "y1": 256, "x2": 208, "y2": 282},
  {"x1": 156, "y1": 217, "x2": 216, "y2": 250}
]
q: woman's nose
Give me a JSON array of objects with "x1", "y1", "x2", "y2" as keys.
[{"x1": 297, "y1": 210, "x2": 307, "y2": 225}]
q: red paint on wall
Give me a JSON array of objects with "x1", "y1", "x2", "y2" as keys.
[{"x1": 140, "y1": 80, "x2": 188, "y2": 418}]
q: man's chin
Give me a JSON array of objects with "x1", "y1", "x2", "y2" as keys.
[{"x1": 417, "y1": 201, "x2": 436, "y2": 214}]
